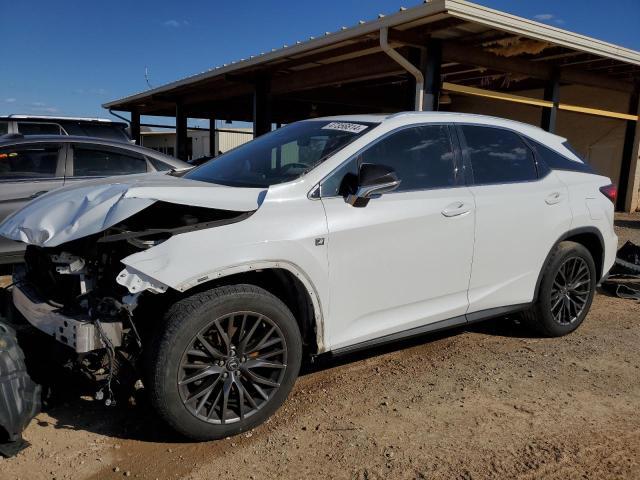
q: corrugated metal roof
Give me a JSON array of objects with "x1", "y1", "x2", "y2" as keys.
[{"x1": 104, "y1": 0, "x2": 640, "y2": 110}]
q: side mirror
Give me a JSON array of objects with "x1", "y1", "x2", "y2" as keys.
[{"x1": 346, "y1": 163, "x2": 401, "y2": 207}]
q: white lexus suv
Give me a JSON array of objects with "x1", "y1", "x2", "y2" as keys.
[{"x1": 0, "y1": 112, "x2": 617, "y2": 440}]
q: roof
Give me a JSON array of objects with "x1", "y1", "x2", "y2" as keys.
[
  {"x1": 317, "y1": 110, "x2": 560, "y2": 139},
  {"x1": 104, "y1": 0, "x2": 640, "y2": 119},
  {"x1": 2, "y1": 114, "x2": 126, "y2": 124}
]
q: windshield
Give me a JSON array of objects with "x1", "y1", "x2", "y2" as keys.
[{"x1": 185, "y1": 120, "x2": 376, "y2": 187}]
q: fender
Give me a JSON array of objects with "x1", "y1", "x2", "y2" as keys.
[
  {"x1": 532, "y1": 226, "x2": 605, "y2": 302},
  {"x1": 117, "y1": 259, "x2": 328, "y2": 353}
]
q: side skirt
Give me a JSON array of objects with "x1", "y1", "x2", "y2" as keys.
[{"x1": 330, "y1": 303, "x2": 531, "y2": 357}]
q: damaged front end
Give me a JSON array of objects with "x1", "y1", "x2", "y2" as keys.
[{"x1": 10, "y1": 200, "x2": 255, "y2": 404}]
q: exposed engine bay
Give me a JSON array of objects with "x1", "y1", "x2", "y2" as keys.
[{"x1": 12, "y1": 203, "x2": 251, "y2": 405}]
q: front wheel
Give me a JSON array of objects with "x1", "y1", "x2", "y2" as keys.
[
  {"x1": 147, "y1": 284, "x2": 302, "y2": 441},
  {"x1": 523, "y1": 241, "x2": 597, "y2": 337}
]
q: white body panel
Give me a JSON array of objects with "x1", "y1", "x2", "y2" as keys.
[
  {"x1": 554, "y1": 170, "x2": 618, "y2": 275},
  {"x1": 0, "y1": 112, "x2": 618, "y2": 354},
  {"x1": 322, "y1": 187, "x2": 475, "y2": 349},
  {"x1": 467, "y1": 172, "x2": 572, "y2": 312}
]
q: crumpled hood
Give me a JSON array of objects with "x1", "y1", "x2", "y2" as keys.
[{"x1": 0, "y1": 173, "x2": 266, "y2": 247}]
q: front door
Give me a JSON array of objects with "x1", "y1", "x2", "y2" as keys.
[
  {"x1": 0, "y1": 142, "x2": 66, "y2": 260},
  {"x1": 320, "y1": 124, "x2": 476, "y2": 350}
]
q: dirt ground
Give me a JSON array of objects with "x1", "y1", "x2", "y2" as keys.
[{"x1": 2, "y1": 215, "x2": 640, "y2": 480}]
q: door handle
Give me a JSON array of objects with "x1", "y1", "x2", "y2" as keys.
[
  {"x1": 29, "y1": 191, "x2": 48, "y2": 199},
  {"x1": 545, "y1": 192, "x2": 563, "y2": 205},
  {"x1": 442, "y1": 201, "x2": 472, "y2": 217}
]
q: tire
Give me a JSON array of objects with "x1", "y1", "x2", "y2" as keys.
[
  {"x1": 147, "y1": 284, "x2": 302, "y2": 441},
  {"x1": 523, "y1": 241, "x2": 597, "y2": 337}
]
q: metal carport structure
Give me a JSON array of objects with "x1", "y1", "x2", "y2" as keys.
[{"x1": 104, "y1": 0, "x2": 640, "y2": 211}]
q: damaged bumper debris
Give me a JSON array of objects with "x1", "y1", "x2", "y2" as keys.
[
  {"x1": 600, "y1": 241, "x2": 640, "y2": 300},
  {"x1": 0, "y1": 172, "x2": 262, "y2": 412},
  {"x1": 0, "y1": 322, "x2": 41, "y2": 458}
]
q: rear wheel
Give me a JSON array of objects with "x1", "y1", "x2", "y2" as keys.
[
  {"x1": 147, "y1": 284, "x2": 302, "y2": 440},
  {"x1": 523, "y1": 241, "x2": 596, "y2": 337}
]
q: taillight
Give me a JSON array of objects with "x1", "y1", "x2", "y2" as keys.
[{"x1": 599, "y1": 184, "x2": 617, "y2": 204}]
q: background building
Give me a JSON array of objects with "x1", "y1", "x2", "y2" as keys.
[{"x1": 140, "y1": 127, "x2": 252, "y2": 160}]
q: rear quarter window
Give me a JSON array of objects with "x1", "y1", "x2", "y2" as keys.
[
  {"x1": 533, "y1": 141, "x2": 594, "y2": 174},
  {"x1": 148, "y1": 157, "x2": 173, "y2": 171}
]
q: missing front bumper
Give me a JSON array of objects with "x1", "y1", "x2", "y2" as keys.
[{"x1": 12, "y1": 284, "x2": 122, "y2": 354}]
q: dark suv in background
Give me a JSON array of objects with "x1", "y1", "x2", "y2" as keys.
[{"x1": 0, "y1": 115, "x2": 130, "y2": 142}]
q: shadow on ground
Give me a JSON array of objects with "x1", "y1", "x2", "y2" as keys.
[
  {"x1": 615, "y1": 219, "x2": 640, "y2": 230},
  {"x1": 28, "y1": 313, "x2": 536, "y2": 445}
]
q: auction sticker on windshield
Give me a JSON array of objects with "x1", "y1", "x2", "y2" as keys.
[{"x1": 322, "y1": 122, "x2": 369, "y2": 134}]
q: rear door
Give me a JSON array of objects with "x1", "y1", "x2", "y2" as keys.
[
  {"x1": 0, "y1": 142, "x2": 66, "y2": 259},
  {"x1": 457, "y1": 124, "x2": 571, "y2": 313},
  {"x1": 65, "y1": 143, "x2": 149, "y2": 184},
  {"x1": 321, "y1": 124, "x2": 476, "y2": 350}
]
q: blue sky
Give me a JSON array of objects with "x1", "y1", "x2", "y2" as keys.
[{"x1": 2, "y1": 0, "x2": 639, "y2": 127}]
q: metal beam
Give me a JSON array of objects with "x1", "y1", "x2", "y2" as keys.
[
  {"x1": 541, "y1": 72, "x2": 560, "y2": 132},
  {"x1": 253, "y1": 74, "x2": 272, "y2": 137},
  {"x1": 175, "y1": 103, "x2": 188, "y2": 160},
  {"x1": 621, "y1": 88, "x2": 640, "y2": 212},
  {"x1": 130, "y1": 109, "x2": 140, "y2": 145},
  {"x1": 271, "y1": 52, "x2": 404, "y2": 95},
  {"x1": 441, "y1": 42, "x2": 634, "y2": 93}
]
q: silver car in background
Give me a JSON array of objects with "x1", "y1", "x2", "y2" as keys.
[{"x1": 0, "y1": 135, "x2": 191, "y2": 264}]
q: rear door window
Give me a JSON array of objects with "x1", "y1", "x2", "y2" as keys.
[
  {"x1": 460, "y1": 125, "x2": 537, "y2": 184},
  {"x1": 0, "y1": 122, "x2": 8, "y2": 136},
  {"x1": 17, "y1": 122, "x2": 64, "y2": 135},
  {"x1": 0, "y1": 144, "x2": 61, "y2": 180},
  {"x1": 72, "y1": 145, "x2": 148, "y2": 177}
]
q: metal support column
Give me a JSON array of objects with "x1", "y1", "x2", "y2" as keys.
[
  {"x1": 130, "y1": 109, "x2": 140, "y2": 145},
  {"x1": 620, "y1": 88, "x2": 640, "y2": 211},
  {"x1": 541, "y1": 73, "x2": 560, "y2": 133},
  {"x1": 253, "y1": 75, "x2": 272, "y2": 137},
  {"x1": 422, "y1": 39, "x2": 442, "y2": 111},
  {"x1": 209, "y1": 117, "x2": 217, "y2": 157},
  {"x1": 175, "y1": 103, "x2": 188, "y2": 161}
]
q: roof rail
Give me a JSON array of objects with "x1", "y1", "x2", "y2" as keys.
[{"x1": 4, "y1": 114, "x2": 119, "y2": 123}]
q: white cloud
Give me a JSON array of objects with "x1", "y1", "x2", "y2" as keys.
[
  {"x1": 28, "y1": 102, "x2": 58, "y2": 114},
  {"x1": 163, "y1": 19, "x2": 189, "y2": 28},
  {"x1": 534, "y1": 13, "x2": 565, "y2": 25},
  {"x1": 4, "y1": 98, "x2": 16, "y2": 103}
]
